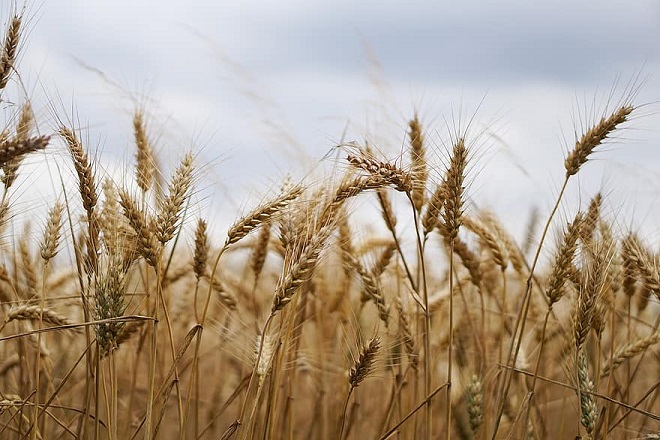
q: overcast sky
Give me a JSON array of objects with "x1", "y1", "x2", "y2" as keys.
[{"x1": 8, "y1": 0, "x2": 660, "y2": 244}]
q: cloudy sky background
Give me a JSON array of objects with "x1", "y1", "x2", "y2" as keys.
[{"x1": 7, "y1": 0, "x2": 660, "y2": 245}]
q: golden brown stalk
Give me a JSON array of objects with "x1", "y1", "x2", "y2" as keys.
[
  {"x1": 440, "y1": 138, "x2": 467, "y2": 241},
  {"x1": 0, "y1": 135, "x2": 49, "y2": 167},
  {"x1": 546, "y1": 213, "x2": 583, "y2": 306},
  {"x1": 347, "y1": 153, "x2": 412, "y2": 193},
  {"x1": 409, "y1": 114, "x2": 428, "y2": 213},
  {"x1": 564, "y1": 106, "x2": 633, "y2": 177},
  {"x1": 0, "y1": 15, "x2": 21, "y2": 90},
  {"x1": 601, "y1": 329, "x2": 660, "y2": 378},
  {"x1": 119, "y1": 189, "x2": 160, "y2": 267},
  {"x1": 226, "y1": 183, "x2": 303, "y2": 246},
  {"x1": 134, "y1": 111, "x2": 155, "y2": 193},
  {"x1": 156, "y1": 152, "x2": 194, "y2": 244},
  {"x1": 40, "y1": 201, "x2": 64, "y2": 263},
  {"x1": 193, "y1": 219, "x2": 208, "y2": 280}
]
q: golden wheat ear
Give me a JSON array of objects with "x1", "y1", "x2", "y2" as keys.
[
  {"x1": 119, "y1": 189, "x2": 160, "y2": 267},
  {"x1": 156, "y1": 151, "x2": 194, "y2": 244},
  {"x1": 133, "y1": 110, "x2": 156, "y2": 193},
  {"x1": 349, "y1": 335, "x2": 381, "y2": 388},
  {"x1": 226, "y1": 183, "x2": 303, "y2": 247},
  {"x1": 564, "y1": 105, "x2": 633, "y2": 177},
  {"x1": 408, "y1": 114, "x2": 428, "y2": 213},
  {"x1": 439, "y1": 138, "x2": 467, "y2": 241},
  {"x1": 0, "y1": 135, "x2": 49, "y2": 168},
  {"x1": 0, "y1": 15, "x2": 21, "y2": 91}
]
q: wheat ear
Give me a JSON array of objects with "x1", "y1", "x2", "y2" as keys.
[
  {"x1": 40, "y1": 201, "x2": 64, "y2": 263},
  {"x1": 226, "y1": 184, "x2": 303, "y2": 246},
  {"x1": 0, "y1": 135, "x2": 49, "y2": 167},
  {"x1": 601, "y1": 329, "x2": 660, "y2": 378},
  {"x1": 0, "y1": 15, "x2": 21, "y2": 90},
  {"x1": 119, "y1": 189, "x2": 160, "y2": 267},
  {"x1": 409, "y1": 114, "x2": 428, "y2": 213},
  {"x1": 156, "y1": 152, "x2": 194, "y2": 244},
  {"x1": 565, "y1": 106, "x2": 633, "y2": 177},
  {"x1": 133, "y1": 110, "x2": 155, "y2": 193}
]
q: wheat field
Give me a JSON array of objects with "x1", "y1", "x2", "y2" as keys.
[{"x1": 0, "y1": 10, "x2": 659, "y2": 440}]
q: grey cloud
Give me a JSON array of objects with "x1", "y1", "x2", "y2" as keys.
[{"x1": 242, "y1": 1, "x2": 660, "y2": 86}]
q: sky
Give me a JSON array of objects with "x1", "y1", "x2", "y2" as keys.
[{"x1": 6, "y1": 0, "x2": 660, "y2": 246}]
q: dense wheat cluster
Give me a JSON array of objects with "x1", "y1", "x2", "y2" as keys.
[{"x1": 0, "y1": 11, "x2": 658, "y2": 440}]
